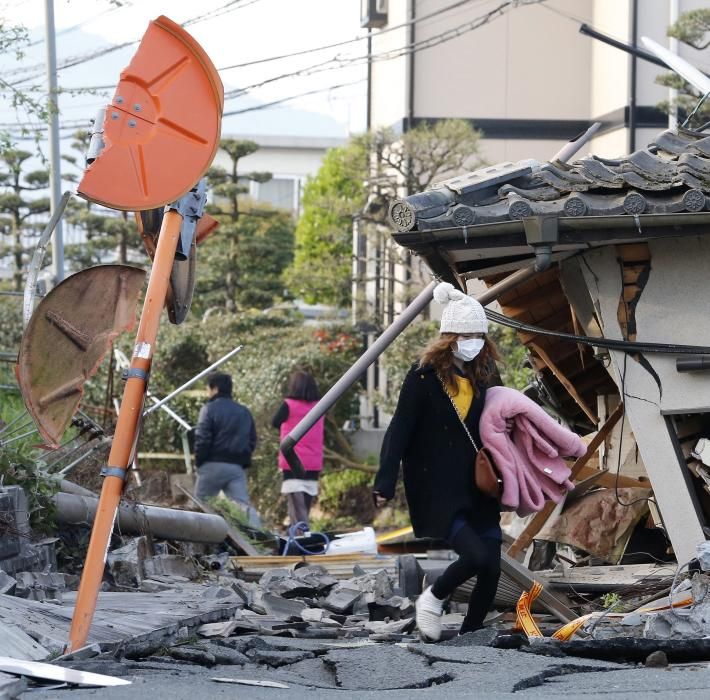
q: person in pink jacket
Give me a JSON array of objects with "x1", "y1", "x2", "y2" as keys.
[{"x1": 272, "y1": 370, "x2": 325, "y2": 533}]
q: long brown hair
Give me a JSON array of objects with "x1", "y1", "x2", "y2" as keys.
[{"x1": 418, "y1": 333, "x2": 500, "y2": 394}]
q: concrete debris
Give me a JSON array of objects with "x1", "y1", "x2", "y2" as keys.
[
  {"x1": 198, "y1": 620, "x2": 241, "y2": 638},
  {"x1": 204, "y1": 644, "x2": 249, "y2": 665},
  {"x1": 167, "y1": 646, "x2": 216, "y2": 666},
  {"x1": 322, "y1": 586, "x2": 363, "y2": 614},
  {"x1": 262, "y1": 592, "x2": 308, "y2": 619},
  {"x1": 107, "y1": 536, "x2": 149, "y2": 588},
  {"x1": 246, "y1": 648, "x2": 315, "y2": 667},
  {"x1": 0, "y1": 625, "x2": 50, "y2": 661},
  {"x1": 643, "y1": 574, "x2": 710, "y2": 640},
  {"x1": 144, "y1": 553, "x2": 199, "y2": 580},
  {"x1": 0, "y1": 671, "x2": 26, "y2": 699},
  {"x1": 138, "y1": 579, "x2": 172, "y2": 593},
  {"x1": 0, "y1": 571, "x2": 16, "y2": 595},
  {"x1": 14, "y1": 571, "x2": 69, "y2": 602}
]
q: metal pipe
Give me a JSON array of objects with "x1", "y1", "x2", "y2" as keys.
[
  {"x1": 579, "y1": 23, "x2": 667, "y2": 68},
  {"x1": 54, "y1": 492, "x2": 229, "y2": 543},
  {"x1": 44, "y1": 0, "x2": 64, "y2": 284},
  {"x1": 145, "y1": 394, "x2": 192, "y2": 431},
  {"x1": 280, "y1": 264, "x2": 542, "y2": 473},
  {"x1": 669, "y1": 0, "x2": 679, "y2": 129},
  {"x1": 23, "y1": 190, "x2": 72, "y2": 326},
  {"x1": 676, "y1": 356, "x2": 710, "y2": 373},
  {"x1": 0, "y1": 428, "x2": 38, "y2": 447},
  {"x1": 142, "y1": 345, "x2": 243, "y2": 417},
  {"x1": 629, "y1": 0, "x2": 639, "y2": 152},
  {"x1": 552, "y1": 122, "x2": 601, "y2": 163}
]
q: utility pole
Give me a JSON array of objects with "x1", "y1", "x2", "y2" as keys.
[{"x1": 45, "y1": 0, "x2": 64, "y2": 284}]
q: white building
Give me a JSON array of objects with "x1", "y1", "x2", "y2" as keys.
[
  {"x1": 213, "y1": 134, "x2": 347, "y2": 216},
  {"x1": 366, "y1": 0, "x2": 704, "y2": 164}
]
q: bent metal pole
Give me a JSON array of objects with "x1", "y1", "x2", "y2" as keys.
[
  {"x1": 66, "y1": 208, "x2": 184, "y2": 653},
  {"x1": 280, "y1": 264, "x2": 541, "y2": 474}
]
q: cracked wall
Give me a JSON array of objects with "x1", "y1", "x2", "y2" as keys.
[{"x1": 561, "y1": 237, "x2": 710, "y2": 562}]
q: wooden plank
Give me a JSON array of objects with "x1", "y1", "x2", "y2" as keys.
[
  {"x1": 506, "y1": 404, "x2": 624, "y2": 558},
  {"x1": 177, "y1": 484, "x2": 259, "y2": 556},
  {"x1": 575, "y1": 464, "x2": 648, "y2": 490},
  {"x1": 530, "y1": 342, "x2": 598, "y2": 425}
]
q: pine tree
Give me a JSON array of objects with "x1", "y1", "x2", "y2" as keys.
[{"x1": 0, "y1": 150, "x2": 50, "y2": 290}]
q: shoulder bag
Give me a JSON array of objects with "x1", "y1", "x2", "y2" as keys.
[{"x1": 438, "y1": 374, "x2": 503, "y2": 500}]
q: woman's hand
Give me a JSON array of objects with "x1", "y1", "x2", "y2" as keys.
[
  {"x1": 505, "y1": 418, "x2": 515, "y2": 433},
  {"x1": 372, "y1": 491, "x2": 389, "y2": 508}
]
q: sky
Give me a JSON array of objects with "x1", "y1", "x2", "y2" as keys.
[{"x1": 0, "y1": 0, "x2": 370, "y2": 145}]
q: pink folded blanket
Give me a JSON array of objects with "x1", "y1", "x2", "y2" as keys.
[{"x1": 480, "y1": 386, "x2": 586, "y2": 516}]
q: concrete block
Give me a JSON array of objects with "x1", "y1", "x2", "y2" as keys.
[
  {"x1": 13, "y1": 571, "x2": 66, "y2": 601},
  {"x1": 107, "y1": 536, "x2": 149, "y2": 588},
  {"x1": 262, "y1": 593, "x2": 307, "y2": 619},
  {"x1": 144, "y1": 554, "x2": 198, "y2": 580},
  {"x1": 322, "y1": 587, "x2": 363, "y2": 614}
]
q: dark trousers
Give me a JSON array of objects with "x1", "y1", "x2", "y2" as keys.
[
  {"x1": 431, "y1": 524, "x2": 501, "y2": 633},
  {"x1": 287, "y1": 492, "x2": 314, "y2": 530}
]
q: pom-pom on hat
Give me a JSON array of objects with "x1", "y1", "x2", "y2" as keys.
[{"x1": 433, "y1": 281, "x2": 488, "y2": 335}]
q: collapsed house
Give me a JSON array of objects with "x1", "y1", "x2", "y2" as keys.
[{"x1": 388, "y1": 124, "x2": 710, "y2": 565}]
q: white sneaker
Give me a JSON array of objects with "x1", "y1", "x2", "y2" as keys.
[{"x1": 415, "y1": 586, "x2": 445, "y2": 641}]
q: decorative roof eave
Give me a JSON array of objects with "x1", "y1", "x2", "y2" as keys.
[{"x1": 392, "y1": 211, "x2": 710, "y2": 280}]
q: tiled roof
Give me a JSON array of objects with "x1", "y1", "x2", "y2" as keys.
[{"x1": 389, "y1": 127, "x2": 710, "y2": 233}]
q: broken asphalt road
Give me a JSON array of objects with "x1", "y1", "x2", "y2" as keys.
[{"x1": 25, "y1": 637, "x2": 710, "y2": 699}]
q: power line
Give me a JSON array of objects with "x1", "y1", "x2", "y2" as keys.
[
  {"x1": 217, "y1": 0, "x2": 481, "y2": 72},
  {"x1": 1, "y1": 0, "x2": 537, "y2": 133},
  {"x1": 223, "y1": 0, "x2": 541, "y2": 101},
  {"x1": 222, "y1": 79, "x2": 366, "y2": 116},
  {"x1": 25, "y1": 1, "x2": 135, "y2": 48},
  {"x1": 8, "y1": 0, "x2": 265, "y2": 86}
]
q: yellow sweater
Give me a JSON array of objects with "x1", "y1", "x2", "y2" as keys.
[{"x1": 450, "y1": 375, "x2": 474, "y2": 418}]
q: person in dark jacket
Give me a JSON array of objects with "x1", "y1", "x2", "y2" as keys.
[
  {"x1": 373, "y1": 281, "x2": 511, "y2": 641},
  {"x1": 271, "y1": 370, "x2": 325, "y2": 533},
  {"x1": 194, "y1": 372, "x2": 259, "y2": 526}
]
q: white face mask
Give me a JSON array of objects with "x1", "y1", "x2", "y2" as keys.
[{"x1": 453, "y1": 338, "x2": 485, "y2": 362}]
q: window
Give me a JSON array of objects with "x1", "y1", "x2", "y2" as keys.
[{"x1": 256, "y1": 177, "x2": 296, "y2": 211}]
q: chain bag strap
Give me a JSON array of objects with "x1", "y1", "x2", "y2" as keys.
[
  {"x1": 437, "y1": 373, "x2": 481, "y2": 452},
  {"x1": 437, "y1": 372, "x2": 502, "y2": 500}
]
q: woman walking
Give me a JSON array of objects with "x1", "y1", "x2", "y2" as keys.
[
  {"x1": 272, "y1": 370, "x2": 325, "y2": 532},
  {"x1": 373, "y1": 281, "x2": 509, "y2": 641}
]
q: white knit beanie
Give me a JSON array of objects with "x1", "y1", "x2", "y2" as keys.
[{"x1": 433, "y1": 282, "x2": 488, "y2": 335}]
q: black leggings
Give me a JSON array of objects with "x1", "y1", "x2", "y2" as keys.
[{"x1": 431, "y1": 524, "x2": 501, "y2": 633}]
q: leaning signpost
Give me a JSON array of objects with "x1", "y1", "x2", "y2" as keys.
[{"x1": 14, "y1": 16, "x2": 224, "y2": 652}]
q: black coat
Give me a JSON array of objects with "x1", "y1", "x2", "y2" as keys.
[
  {"x1": 374, "y1": 364, "x2": 500, "y2": 540},
  {"x1": 195, "y1": 394, "x2": 257, "y2": 467}
]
